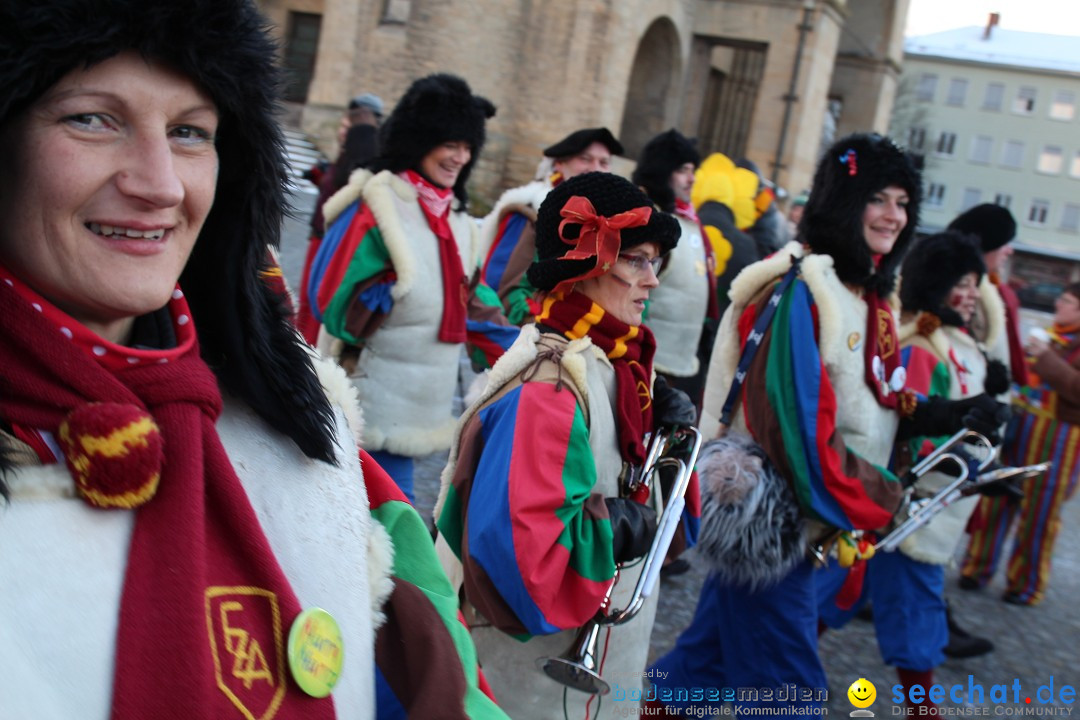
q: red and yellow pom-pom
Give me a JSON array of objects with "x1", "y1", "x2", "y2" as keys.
[
  {"x1": 916, "y1": 311, "x2": 943, "y2": 338},
  {"x1": 59, "y1": 403, "x2": 163, "y2": 509}
]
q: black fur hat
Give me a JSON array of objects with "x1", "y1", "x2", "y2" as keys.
[
  {"x1": 369, "y1": 73, "x2": 495, "y2": 209},
  {"x1": 632, "y1": 129, "x2": 701, "y2": 213},
  {"x1": 528, "y1": 172, "x2": 680, "y2": 292},
  {"x1": 802, "y1": 133, "x2": 922, "y2": 295},
  {"x1": 947, "y1": 203, "x2": 1017, "y2": 252},
  {"x1": 0, "y1": 0, "x2": 338, "y2": 463},
  {"x1": 900, "y1": 230, "x2": 986, "y2": 326}
]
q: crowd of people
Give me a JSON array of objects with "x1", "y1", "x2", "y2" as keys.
[{"x1": 1, "y1": 1, "x2": 1076, "y2": 719}]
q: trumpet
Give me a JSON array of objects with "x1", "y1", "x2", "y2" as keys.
[
  {"x1": 536, "y1": 426, "x2": 702, "y2": 696},
  {"x1": 875, "y1": 429, "x2": 996, "y2": 552}
]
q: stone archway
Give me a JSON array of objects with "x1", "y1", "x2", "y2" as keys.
[{"x1": 619, "y1": 17, "x2": 682, "y2": 161}]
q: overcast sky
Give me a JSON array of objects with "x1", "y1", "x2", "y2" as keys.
[{"x1": 904, "y1": 0, "x2": 1080, "y2": 37}]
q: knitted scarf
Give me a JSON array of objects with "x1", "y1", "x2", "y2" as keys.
[
  {"x1": 0, "y1": 271, "x2": 336, "y2": 720},
  {"x1": 402, "y1": 169, "x2": 468, "y2": 343},
  {"x1": 864, "y1": 289, "x2": 904, "y2": 410},
  {"x1": 536, "y1": 290, "x2": 656, "y2": 466}
]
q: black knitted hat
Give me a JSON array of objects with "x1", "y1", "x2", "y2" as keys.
[
  {"x1": 543, "y1": 127, "x2": 624, "y2": 159},
  {"x1": 528, "y1": 172, "x2": 680, "y2": 292},
  {"x1": 802, "y1": 133, "x2": 922, "y2": 295},
  {"x1": 900, "y1": 231, "x2": 986, "y2": 326},
  {"x1": 947, "y1": 203, "x2": 1017, "y2": 252},
  {"x1": 0, "y1": 0, "x2": 339, "y2": 462},
  {"x1": 632, "y1": 129, "x2": 701, "y2": 213},
  {"x1": 369, "y1": 73, "x2": 496, "y2": 208}
]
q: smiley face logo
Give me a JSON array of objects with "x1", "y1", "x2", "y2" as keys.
[{"x1": 848, "y1": 677, "x2": 876, "y2": 709}]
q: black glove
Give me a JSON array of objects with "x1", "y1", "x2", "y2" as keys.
[
  {"x1": 605, "y1": 497, "x2": 658, "y2": 564},
  {"x1": 652, "y1": 375, "x2": 697, "y2": 429},
  {"x1": 898, "y1": 394, "x2": 1010, "y2": 445},
  {"x1": 977, "y1": 478, "x2": 1025, "y2": 500},
  {"x1": 984, "y1": 359, "x2": 1011, "y2": 397}
]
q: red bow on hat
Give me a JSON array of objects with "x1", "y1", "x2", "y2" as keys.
[{"x1": 553, "y1": 195, "x2": 652, "y2": 294}]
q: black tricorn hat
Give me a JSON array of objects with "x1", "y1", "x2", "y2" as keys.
[
  {"x1": 801, "y1": 133, "x2": 922, "y2": 296},
  {"x1": 369, "y1": 73, "x2": 496, "y2": 209},
  {"x1": 528, "y1": 172, "x2": 680, "y2": 292},
  {"x1": 900, "y1": 230, "x2": 986, "y2": 326},
  {"x1": 947, "y1": 203, "x2": 1017, "y2": 252},
  {"x1": 632, "y1": 129, "x2": 701, "y2": 213},
  {"x1": 543, "y1": 127, "x2": 624, "y2": 159}
]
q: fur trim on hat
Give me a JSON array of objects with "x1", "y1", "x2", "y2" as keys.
[
  {"x1": 947, "y1": 203, "x2": 1017, "y2": 252},
  {"x1": 0, "y1": 0, "x2": 340, "y2": 464},
  {"x1": 802, "y1": 133, "x2": 922, "y2": 296},
  {"x1": 695, "y1": 433, "x2": 807, "y2": 591},
  {"x1": 899, "y1": 230, "x2": 986, "y2": 326},
  {"x1": 527, "y1": 172, "x2": 681, "y2": 292},
  {"x1": 369, "y1": 73, "x2": 495, "y2": 209},
  {"x1": 632, "y1": 129, "x2": 701, "y2": 213}
]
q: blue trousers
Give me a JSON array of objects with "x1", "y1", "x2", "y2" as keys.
[
  {"x1": 817, "y1": 551, "x2": 946, "y2": 671},
  {"x1": 650, "y1": 559, "x2": 827, "y2": 713}
]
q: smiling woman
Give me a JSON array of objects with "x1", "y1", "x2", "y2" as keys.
[
  {"x1": 0, "y1": 53, "x2": 218, "y2": 343},
  {"x1": 0, "y1": 2, "x2": 508, "y2": 719},
  {"x1": 311, "y1": 73, "x2": 504, "y2": 504}
]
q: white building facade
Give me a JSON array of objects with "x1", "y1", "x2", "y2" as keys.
[{"x1": 896, "y1": 20, "x2": 1080, "y2": 314}]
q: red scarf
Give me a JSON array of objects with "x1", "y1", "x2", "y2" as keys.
[
  {"x1": 0, "y1": 272, "x2": 335, "y2": 719},
  {"x1": 536, "y1": 291, "x2": 656, "y2": 466},
  {"x1": 402, "y1": 169, "x2": 468, "y2": 343},
  {"x1": 863, "y1": 289, "x2": 903, "y2": 410}
]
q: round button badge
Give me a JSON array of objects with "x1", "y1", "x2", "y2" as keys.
[{"x1": 287, "y1": 607, "x2": 344, "y2": 698}]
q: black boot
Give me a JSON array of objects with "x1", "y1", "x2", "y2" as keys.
[{"x1": 944, "y1": 604, "x2": 994, "y2": 658}]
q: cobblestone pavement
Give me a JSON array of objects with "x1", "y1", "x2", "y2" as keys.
[{"x1": 281, "y1": 189, "x2": 1079, "y2": 718}]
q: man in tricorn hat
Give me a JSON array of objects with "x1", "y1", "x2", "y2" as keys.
[{"x1": 478, "y1": 127, "x2": 623, "y2": 324}]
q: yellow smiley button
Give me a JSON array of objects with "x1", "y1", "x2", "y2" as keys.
[
  {"x1": 287, "y1": 607, "x2": 344, "y2": 698},
  {"x1": 848, "y1": 677, "x2": 877, "y2": 708}
]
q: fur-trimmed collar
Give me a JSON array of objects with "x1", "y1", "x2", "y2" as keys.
[
  {"x1": 477, "y1": 179, "x2": 553, "y2": 259},
  {"x1": 322, "y1": 169, "x2": 474, "y2": 300}
]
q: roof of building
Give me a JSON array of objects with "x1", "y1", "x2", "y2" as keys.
[{"x1": 905, "y1": 26, "x2": 1080, "y2": 74}]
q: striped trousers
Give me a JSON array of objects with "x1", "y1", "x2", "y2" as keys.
[{"x1": 960, "y1": 410, "x2": 1080, "y2": 604}]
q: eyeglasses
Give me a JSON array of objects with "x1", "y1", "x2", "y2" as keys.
[{"x1": 617, "y1": 253, "x2": 663, "y2": 276}]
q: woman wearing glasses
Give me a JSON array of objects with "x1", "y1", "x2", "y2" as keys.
[{"x1": 436, "y1": 172, "x2": 696, "y2": 718}]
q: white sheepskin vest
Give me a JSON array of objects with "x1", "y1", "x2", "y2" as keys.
[
  {"x1": 476, "y1": 179, "x2": 552, "y2": 261},
  {"x1": 323, "y1": 169, "x2": 480, "y2": 457},
  {"x1": 649, "y1": 214, "x2": 710, "y2": 377},
  {"x1": 701, "y1": 242, "x2": 900, "y2": 468},
  {"x1": 894, "y1": 322, "x2": 986, "y2": 565},
  {"x1": 0, "y1": 359, "x2": 392, "y2": 720},
  {"x1": 975, "y1": 277, "x2": 1010, "y2": 402},
  {"x1": 436, "y1": 325, "x2": 661, "y2": 719}
]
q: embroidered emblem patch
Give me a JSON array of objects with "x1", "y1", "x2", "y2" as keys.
[
  {"x1": 876, "y1": 308, "x2": 896, "y2": 359},
  {"x1": 205, "y1": 587, "x2": 286, "y2": 720}
]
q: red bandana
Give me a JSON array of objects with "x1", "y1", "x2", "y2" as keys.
[
  {"x1": 536, "y1": 291, "x2": 656, "y2": 466},
  {"x1": 863, "y1": 289, "x2": 904, "y2": 410},
  {"x1": 551, "y1": 196, "x2": 652, "y2": 295},
  {"x1": 674, "y1": 198, "x2": 698, "y2": 224},
  {"x1": 0, "y1": 271, "x2": 336, "y2": 720},
  {"x1": 402, "y1": 169, "x2": 468, "y2": 343}
]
